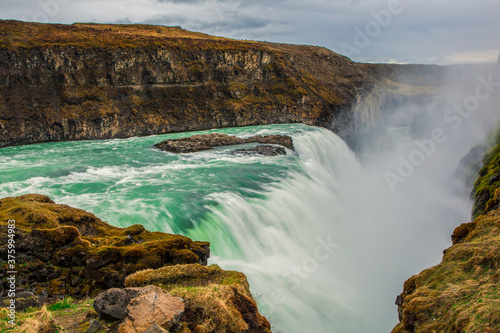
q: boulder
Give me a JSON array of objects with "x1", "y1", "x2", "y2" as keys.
[
  {"x1": 154, "y1": 133, "x2": 294, "y2": 154},
  {"x1": 118, "y1": 285, "x2": 184, "y2": 333},
  {"x1": 93, "y1": 288, "x2": 140, "y2": 321}
]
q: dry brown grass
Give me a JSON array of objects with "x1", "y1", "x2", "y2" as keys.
[
  {"x1": 172, "y1": 285, "x2": 249, "y2": 333},
  {"x1": 15, "y1": 306, "x2": 57, "y2": 333},
  {"x1": 126, "y1": 264, "x2": 269, "y2": 333},
  {"x1": 0, "y1": 20, "x2": 262, "y2": 51},
  {"x1": 125, "y1": 264, "x2": 248, "y2": 291}
]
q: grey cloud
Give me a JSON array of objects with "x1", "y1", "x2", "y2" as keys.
[
  {"x1": 0, "y1": 0, "x2": 499, "y2": 64},
  {"x1": 138, "y1": 11, "x2": 277, "y2": 36}
]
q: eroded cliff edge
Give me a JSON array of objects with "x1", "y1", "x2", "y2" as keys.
[{"x1": 0, "y1": 20, "x2": 369, "y2": 148}]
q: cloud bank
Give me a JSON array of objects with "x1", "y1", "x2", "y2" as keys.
[{"x1": 0, "y1": 0, "x2": 499, "y2": 64}]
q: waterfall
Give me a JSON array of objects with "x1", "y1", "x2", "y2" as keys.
[
  {"x1": 187, "y1": 124, "x2": 475, "y2": 333},
  {"x1": 187, "y1": 129, "x2": 364, "y2": 332},
  {"x1": 0, "y1": 122, "x2": 480, "y2": 332}
]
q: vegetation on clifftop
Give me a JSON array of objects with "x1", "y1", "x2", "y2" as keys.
[
  {"x1": 125, "y1": 264, "x2": 271, "y2": 333},
  {"x1": 473, "y1": 126, "x2": 500, "y2": 218},
  {"x1": 0, "y1": 20, "x2": 259, "y2": 51},
  {"x1": 0, "y1": 194, "x2": 209, "y2": 298}
]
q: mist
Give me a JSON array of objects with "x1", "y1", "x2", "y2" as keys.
[{"x1": 337, "y1": 62, "x2": 500, "y2": 331}]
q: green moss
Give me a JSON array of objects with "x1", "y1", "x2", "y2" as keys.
[
  {"x1": 47, "y1": 297, "x2": 74, "y2": 312},
  {"x1": 472, "y1": 125, "x2": 500, "y2": 217},
  {"x1": 0, "y1": 194, "x2": 210, "y2": 298},
  {"x1": 0, "y1": 20, "x2": 269, "y2": 52}
]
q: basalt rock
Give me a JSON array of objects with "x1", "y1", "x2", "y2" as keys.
[
  {"x1": 154, "y1": 133, "x2": 294, "y2": 154},
  {"x1": 93, "y1": 288, "x2": 140, "y2": 321},
  {"x1": 233, "y1": 145, "x2": 287, "y2": 156},
  {"x1": 0, "y1": 21, "x2": 463, "y2": 151},
  {"x1": 0, "y1": 194, "x2": 210, "y2": 298},
  {"x1": 0, "y1": 20, "x2": 368, "y2": 149}
]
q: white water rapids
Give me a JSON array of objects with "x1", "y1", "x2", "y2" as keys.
[
  {"x1": 0, "y1": 122, "x2": 484, "y2": 332},
  {"x1": 187, "y1": 126, "x2": 473, "y2": 333}
]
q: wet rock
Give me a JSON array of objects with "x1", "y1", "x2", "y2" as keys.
[
  {"x1": 154, "y1": 133, "x2": 294, "y2": 154},
  {"x1": 233, "y1": 145, "x2": 287, "y2": 156},
  {"x1": 489, "y1": 169, "x2": 500, "y2": 184}
]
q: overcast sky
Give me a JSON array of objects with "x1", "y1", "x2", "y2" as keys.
[{"x1": 0, "y1": 0, "x2": 498, "y2": 64}]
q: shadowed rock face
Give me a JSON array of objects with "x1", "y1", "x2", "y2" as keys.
[{"x1": 153, "y1": 133, "x2": 294, "y2": 153}]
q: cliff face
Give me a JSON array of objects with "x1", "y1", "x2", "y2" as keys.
[
  {"x1": 392, "y1": 128, "x2": 500, "y2": 333},
  {"x1": 0, "y1": 20, "x2": 367, "y2": 148}
]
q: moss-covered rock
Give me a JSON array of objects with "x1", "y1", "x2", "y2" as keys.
[
  {"x1": 126, "y1": 264, "x2": 271, "y2": 333},
  {"x1": 392, "y1": 208, "x2": 500, "y2": 333},
  {"x1": 472, "y1": 127, "x2": 500, "y2": 218},
  {"x1": 0, "y1": 194, "x2": 210, "y2": 298}
]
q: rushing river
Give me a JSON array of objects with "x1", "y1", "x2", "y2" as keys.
[{"x1": 0, "y1": 123, "x2": 474, "y2": 332}]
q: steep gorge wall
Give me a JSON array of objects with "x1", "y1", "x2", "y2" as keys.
[{"x1": 0, "y1": 20, "x2": 368, "y2": 148}]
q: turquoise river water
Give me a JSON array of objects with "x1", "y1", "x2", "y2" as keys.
[{"x1": 0, "y1": 124, "x2": 473, "y2": 332}]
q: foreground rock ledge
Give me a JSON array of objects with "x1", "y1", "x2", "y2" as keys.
[
  {"x1": 0, "y1": 194, "x2": 210, "y2": 298},
  {"x1": 154, "y1": 133, "x2": 294, "y2": 154},
  {"x1": 0, "y1": 194, "x2": 271, "y2": 332},
  {"x1": 125, "y1": 264, "x2": 271, "y2": 333}
]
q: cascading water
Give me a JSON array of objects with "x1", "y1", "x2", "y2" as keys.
[{"x1": 0, "y1": 121, "x2": 483, "y2": 332}]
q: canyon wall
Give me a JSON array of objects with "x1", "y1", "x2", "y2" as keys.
[{"x1": 0, "y1": 20, "x2": 370, "y2": 148}]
